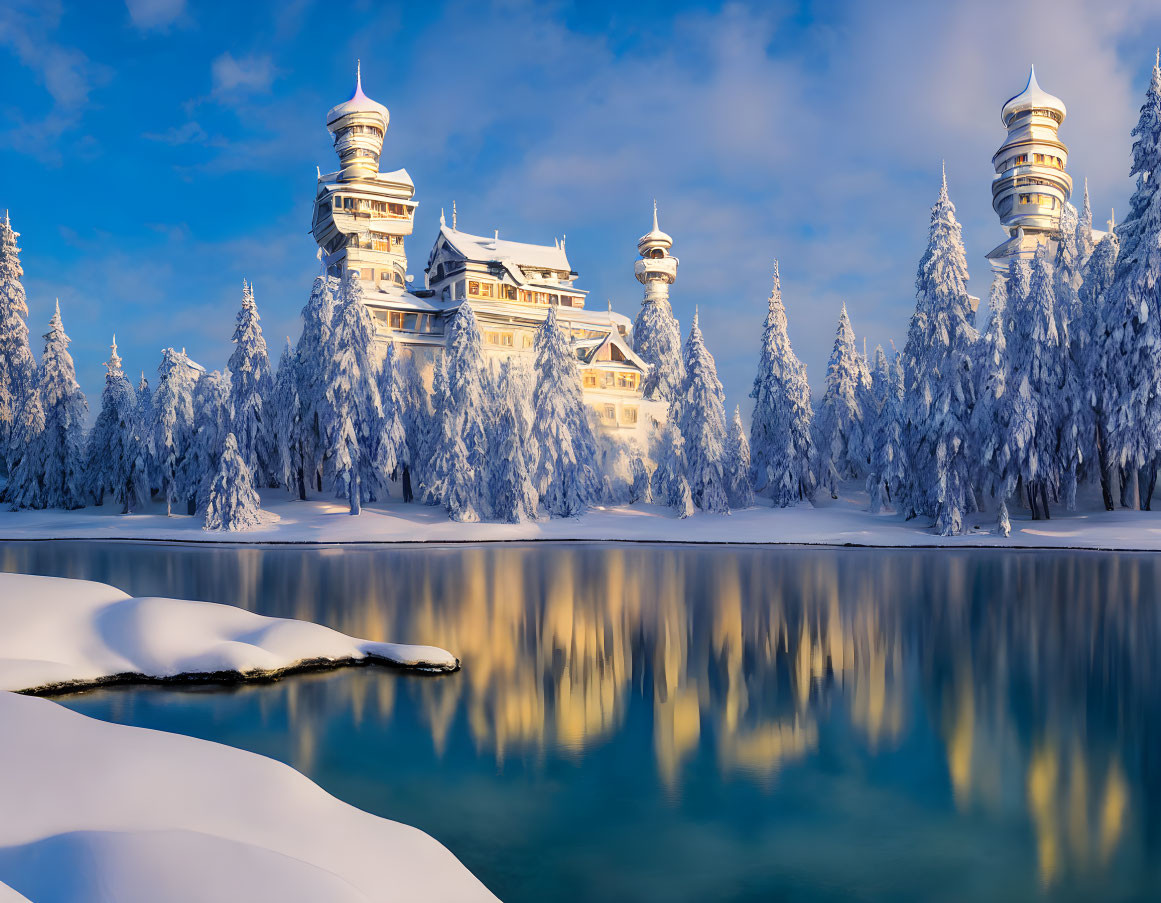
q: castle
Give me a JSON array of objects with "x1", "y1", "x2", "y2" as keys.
[{"x1": 311, "y1": 64, "x2": 664, "y2": 438}]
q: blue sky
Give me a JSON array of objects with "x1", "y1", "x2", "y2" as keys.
[{"x1": 2, "y1": 0, "x2": 1160, "y2": 417}]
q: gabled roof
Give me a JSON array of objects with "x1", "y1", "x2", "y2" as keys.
[
  {"x1": 437, "y1": 225, "x2": 571, "y2": 273},
  {"x1": 573, "y1": 331, "x2": 649, "y2": 372}
]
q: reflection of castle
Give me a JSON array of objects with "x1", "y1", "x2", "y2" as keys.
[{"x1": 310, "y1": 64, "x2": 664, "y2": 436}]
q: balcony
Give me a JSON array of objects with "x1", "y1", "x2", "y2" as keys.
[{"x1": 634, "y1": 257, "x2": 678, "y2": 282}]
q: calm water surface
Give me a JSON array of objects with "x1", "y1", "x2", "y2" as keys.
[{"x1": 2, "y1": 541, "x2": 1159, "y2": 902}]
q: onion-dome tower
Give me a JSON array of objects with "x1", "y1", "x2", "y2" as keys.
[
  {"x1": 312, "y1": 62, "x2": 417, "y2": 290},
  {"x1": 986, "y1": 65, "x2": 1072, "y2": 270},
  {"x1": 634, "y1": 201, "x2": 678, "y2": 305}
]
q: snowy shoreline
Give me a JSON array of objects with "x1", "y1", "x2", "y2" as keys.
[
  {"x1": 0, "y1": 572, "x2": 458, "y2": 695},
  {"x1": 2, "y1": 488, "x2": 1161, "y2": 551}
]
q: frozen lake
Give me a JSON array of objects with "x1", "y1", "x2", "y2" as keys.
[{"x1": 2, "y1": 540, "x2": 1159, "y2": 902}]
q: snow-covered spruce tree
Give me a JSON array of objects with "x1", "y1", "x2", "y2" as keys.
[
  {"x1": 375, "y1": 338, "x2": 408, "y2": 494},
  {"x1": 530, "y1": 306, "x2": 599, "y2": 517},
  {"x1": 900, "y1": 170, "x2": 977, "y2": 534},
  {"x1": 653, "y1": 421, "x2": 694, "y2": 518},
  {"x1": 0, "y1": 211, "x2": 36, "y2": 472},
  {"x1": 401, "y1": 354, "x2": 431, "y2": 501},
  {"x1": 85, "y1": 338, "x2": 147, "y2": 514},
  {"x1": 1008, "y1": 245, "x2": 1067, "y2": 519},
  {"x1": 725, "y1": 406, "x2": 754, "y2": 508},
  {"x1": 633, "y1": 295, "x2": 684, "y2": 402},
  {"x1": 151, "y1": 347, "x2": 198, "y2": 515},
  {"x1": 1078, "y1": 179, "x2": 1096, "y2": 268},
  {"x1": 179, "y1": 369, "x2": 231, "y2": 514},
  {"x1": 867, "y1": 354, "x2": 906, "y2": 514},
  {"x1": 490, "y1": 405, "x2": 538, "y2": 523},
  {"x1": 5, "y1": 382, "x2": 44, "y2": 509},
  {"x1": 971, "y1": 275, "x2": 1014, "y2": 509},
  {"x1": 870, "y1": 344, "x2": 890, "y2": 413},
  {"x1": 1053, "y1": 202, "x2": 1089, "y2": 508},
  {"x1": 1107, "y1": 54, "x2": 1161, "y2": 509},
  {"x1": 748, "y1": 261, "x2": 816, "y2": 506},
  {"x1": 228, "y1": 280, "x2": 275, "y2": 486},
  {"x1": 135, "y1": 373, "x2": 156, "y2": 495},
  {"x1": 629, "y1": 450, "x2": 651, "y2": 504},
  {"x1": 677, "y1": 311, "x2": 730, "y2": 513},
  {"x1": 293, "y1": 274, "x2": 339, "y2": 495},
  {"x1": 203, "y1": 433, "x2": 262, "y2": 532},
  {"x1": 271, "y1": 338, "x2": 304, "y2": 498},
  {"x1": 1078, "y1": 230, "x2": 1121, "y2": 510},
  {"x1": 814, "y1": 303, "x2": 867, "y2": 498},
  {"x1": 430, "y1": 303, "x2": 490, "y2": 519},
  {"x1": 321, "y1": 271, "x2": 390, "y2": 514},
  {"x1": 421, "y1": 355, "x2": 452, "y2": 506},
  {"x1": 7, "y1": 303, "x2": 87, "y2": 509}
]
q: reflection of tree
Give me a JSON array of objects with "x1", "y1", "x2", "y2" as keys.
[{"x1": 3, "y1": 542, "x2": 1158, "y2": 886}]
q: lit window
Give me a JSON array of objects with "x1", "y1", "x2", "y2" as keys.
[
  {"x1": 469, "y1": 281, "x2": 480, "y2": 296},
  {"x1": 622, "y1": 406, "x2": 638, "y2": 425},
  {"x1": 583, "y1": 371, "x2": 597, "y2": 388},
  {"x1": 603, "y1": 404, "x2": 616, "y2": 421},
  {"x1": 390, "y1": 312, "x2": 404, "y2": 329}
]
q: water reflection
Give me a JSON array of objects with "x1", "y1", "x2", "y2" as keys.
[{"x1": 3, "y1": 542, "x2": 1159, "y2": 899}]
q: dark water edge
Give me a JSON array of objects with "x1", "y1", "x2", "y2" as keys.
[{"x1": 3, "y1": 540, "x2": 1160, "y2": 902}]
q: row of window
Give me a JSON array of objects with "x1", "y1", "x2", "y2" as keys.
[
  {"x1": 372, "y1": 310, "x2": 438, "y2": 333},
  {"x1": 337, "y1": 125, "x2": 383, "y2": 139},
  {"x1": 598, "y1": 403, "x2": 638, "y2": 426},
  {"x1": 341, "y1": 148, "x2": 380, "y2": 163},
  {"x1": 582, "y1": 370, "x2": 640, "y2": 391},
  {"x1": 1004, "y1": 152, "x2": 1064, "y2": 171},
  {"x1": 460, "y1": 279, "x2": 580, "y2": 307},
  {"x1": 1018, "y1": 193, "x2": 1059, "y2": 209},
  {"x1": 323, "y1": 233, "x2": 405, "y2": 254},
  {"x1": 332, "y1": 196, "x2": 409, "y2": 218},
  {"x1": 353, "y1": 268, "x2": 406, "y2": 286}
]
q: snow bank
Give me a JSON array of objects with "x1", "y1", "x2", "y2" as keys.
[
  {"x1": 0, "y1": 692, "x2": 497, "y2": 902},
  {"x1": 1, "y1": 488, "x2": 1161, "y2": 550},
  {"x1": 0, "y1": 572, "x2": 457, "y2": 694}
]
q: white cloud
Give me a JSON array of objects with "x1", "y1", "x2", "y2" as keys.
[
  {"x1": 211, "y1": 52, "x2": 276, "y2": 97},
  {"x1": 124, "y1": 0, "x2": 185, "y2": 30}
]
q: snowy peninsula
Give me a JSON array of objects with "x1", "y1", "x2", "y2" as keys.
[
  {"x1": 0, "y1": 572, "x2": 457, "y2": 694},
  {"x1": 0, "y1": 691, "x2": 497, "y2": 902}
]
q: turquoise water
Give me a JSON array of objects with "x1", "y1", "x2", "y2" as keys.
[{"x1": 2, "y1": 541, "x2": 1159, "y2": 902}]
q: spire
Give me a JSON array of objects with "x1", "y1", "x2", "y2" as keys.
[
  {"x1": 452, "y1": 200, "x2": 457, "y2": 230},
  {"x1": 356, "y1": 59, "x2": 362, "y2": 93},
  {"x1": 940, "y1": 160, "x2": 948, "y2": 197},
  {"x1": 440, "y1": 207, "x2": 446, "y2": 228},
  {"x1": 652, "y1": 198, "x2": 659, "y2": 232}
]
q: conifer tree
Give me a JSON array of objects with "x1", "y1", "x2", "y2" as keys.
[
  {"x1": 7, "y1": 303, "x2": 87, "y2": 509},
  {"x1": 180, "y1": 369, "x2": 231, "y2": 514},
  {"x1": 321, "y1": 272, "x2": 390, "y2": 514},
  {"x1": 152, "y1": 347, "x2": 198, "y2": 515},
  {"x1": 0, "y1": 211, "x2": 36, "y2": 471},
  {"x1": 653, "y1": 421, "x2": 694, "y2": 518},
  {"x1": 901, "y1": 169, "x2": 977, "y2": 534},
  {"x1": 633, "y1": 297, "x2": 685, "y2": 402},
  {"x1": 491, "y1": 405, "x2": 538, "y2": 523},
  {"x1": 972, "y1": 275, "x2": 1014, "y2": 507},
  {"x1": 677, "y1": 310, "x2": 730, "y2": 513},
  {"x1": 86, "y1": 338, "x2": 148, "y2": 514},
  {"x1": 530, "y1": 306, "x2": 599, "y2": 517},
  {"x1": 135, "y1": 372, "x2": 156, "y2": 495},
  {"x1": 5, "y1": 383, "x2": 44, "y2": 509},
  {"x1": 1078, "y1": 230, "x2": 1121, "y2": 509},
  {"x1": 423, "y1": 355, "x2": 454, "y2": 507},
  {"x1": 725, "y1": 406, "x2": 754, "y2": 508},
  {"x1": 1106, "y1": 53, "x2": 1161, "y2": 509},
  {"x1": 203, "y1": 432, "x2": 262, "y2": 532},
  {"x1": 867, "y1": 354, "x2": 906, "y2": 514},
  {"x1": 228, "y1": 279, "x2": 275, "y2": 485},
  {"x1": 375, "y1": 339, "x2": 408, "y2": 495},
  {"x1": 1008, "y1": 245, "x2": 1067, "y2": 519},
  {"x1": 814, "y1": 303, "x2": 867, "y2": 497},
  {"x1": 1078, "y1": 179, "x2": 1096, "y2": 267},
  {"x1": 271, "y1": 338, "x2": 304, "y2": 498},
  {"x1": 401, "y1": 355, "x2": 430, "y2": 501},
  {"x1": 870, "y1": 345, "x2": 890, "y2": 412},
  {"x1": 293, "y1": 274, "x2": 339, "y2": 494},
  {"x1": 748, "y1": 261, "x2": 815, "y2": 506}
]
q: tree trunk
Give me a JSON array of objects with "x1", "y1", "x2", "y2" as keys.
[
  {"x1": 348, "y1": 470, "x2": 361, "y2": 515},
  {"x1": 1126, "y1": 467, "x2": 1141, "y2": 510},
  {"x1": 166, "y1": 484, "x2": 173, "y2": 517},
  {"x1": 1144, "y1": 461, "x2": 1158, "y2": 511},
  {"x1": 402, "y1": 466, "x2": 413, "y2": 503},
  {"x1": 187, "y1": 498, "x2": 196, "y2": 516},
  {"x1": 1095, "y1": 423, "x2": 1114, "y2": 511},
  {"x1": 316, "y1": 469, "x2": 323, "y2": 493},
  {"x1": 296, "y1": 463, "x2": 307, "y2": 502},
  {"x1": 1039, "y1": 483, "x2": 1051, "y2": 521}
]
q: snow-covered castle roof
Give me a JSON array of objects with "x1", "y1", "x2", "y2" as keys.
[
  {"x1": 1000, "y1": 65, "x2": 1066, "y2": 126},
  {"x1": 438, "y1": 225, "x2": 573, "y2": 274}
]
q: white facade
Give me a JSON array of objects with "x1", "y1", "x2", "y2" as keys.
[{"x1": 311, "y1": 66, "x2": 655, "y2": 439}]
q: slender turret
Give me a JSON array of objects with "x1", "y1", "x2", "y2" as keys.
[
  {"x1": 986, "y1": 66, "x2": 1073, "y2": 271},
  {"x1": 634, "y1": 201, "x2": 678, "y2": 305}
]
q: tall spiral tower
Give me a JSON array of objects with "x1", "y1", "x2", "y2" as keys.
[
  {"x1": 634, "y1": 201, "x2": 678, "y2": 305},
  {"x1": 986, "y1": 66, "x2": 1072, "y2": 271}
]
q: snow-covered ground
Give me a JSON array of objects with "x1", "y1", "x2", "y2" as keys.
[
  {"x1": 0, "y1": 572, "x2": 457, "y2": 693},
  {"x1": 1, "y1": 486, "x2": 1161, "y2": 550},
  {"x1": 0, "y1": 691, "x2": 497, "y2": 902}
]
